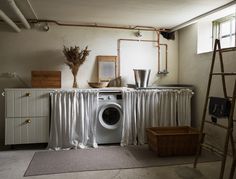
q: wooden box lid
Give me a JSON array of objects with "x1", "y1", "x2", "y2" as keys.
[{"x1": 31, "y1": 71, "x2": 61, "y2": 88}]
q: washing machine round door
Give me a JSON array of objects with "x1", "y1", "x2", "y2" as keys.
[{"x1": 98, "y1": 102, "x2": 122, "y2": 130}]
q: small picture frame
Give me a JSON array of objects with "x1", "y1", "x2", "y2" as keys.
[{"x1": 97, "y1": 56, "x2": 118, "y2": 82}]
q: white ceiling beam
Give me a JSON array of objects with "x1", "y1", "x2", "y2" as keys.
[
  {"x1": 7, "y1": 0, "x2": 31, "y2": 29},
  {"x1": 0, "y1": 9, "x2": 21, "y2": 32}
]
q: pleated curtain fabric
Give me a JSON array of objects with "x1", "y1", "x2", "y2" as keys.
[
  {"x1": 48, "y1": 88, "x2": 192, "y2": 149},
  {"x1": 158, "y1": 90, "x2": 178, "y2": 126},
  {"x1": 177, "y1": 89, "x2": 193, "y2": 126},
  {"x1": 136, "y1": 90, "x2": 160, "y2": 145},
  {"x1": 48, "y1": 90, "x2": 99, "y2": 150},
  {"x1": 121, "y1": 89, "x2": 193, "y2": 146},
  {"x1": 121, "y1": 90, "x2": 137, "y2": 146}
]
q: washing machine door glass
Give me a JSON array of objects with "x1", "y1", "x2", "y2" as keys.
[
  {"x1": 102, "y1": 107, "x2": 120, "y2": 125},
  {"x1": 99, "y1": 103, "x2": 122, "y2": 130}
]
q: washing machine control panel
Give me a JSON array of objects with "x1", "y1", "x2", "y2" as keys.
[{"x1": 99, "y1": 93, "x2": 122, "y2": 101}]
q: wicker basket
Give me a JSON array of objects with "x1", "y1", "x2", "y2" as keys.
[
  {"x1": 88, "y1": 82, "x2": 109, "y2": 88},
  {"x1": 146, "y1": 126, "x2": 200, "y2": 157}
]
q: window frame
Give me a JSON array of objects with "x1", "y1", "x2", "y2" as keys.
[{"x1": 213, "y1": 14, "x2": 236, "y2": 49}]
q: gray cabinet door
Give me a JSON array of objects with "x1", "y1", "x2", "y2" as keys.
[
  {"x1": 5, "y1": 89, "x2": 50, "y2": 118},
  {"x1": 5, "y1": 88, "x2": 52, "y2": 145},
  {"x1": 5, "y1": 117, "x2": 49, "y2": 145}
]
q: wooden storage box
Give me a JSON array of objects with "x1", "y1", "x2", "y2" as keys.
[
  {"x1": 146, "y1": 126, "x2": 200, "y2": 157},
  {"x1": 31, "y1": 71, "x2": 61, "y2": 88}
]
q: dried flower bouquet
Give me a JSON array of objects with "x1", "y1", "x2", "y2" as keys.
[{"x1": 63, "y1": 46, "x2": 90, "y2": 88}]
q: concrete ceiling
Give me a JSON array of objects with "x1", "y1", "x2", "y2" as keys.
[{"x1": 0, "y1": 0, "x2": 234, "y2": 29}]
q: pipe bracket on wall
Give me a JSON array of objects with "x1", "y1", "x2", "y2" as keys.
[{"x1": 157, "y1": 70, "x2": 169, "y2": 75}]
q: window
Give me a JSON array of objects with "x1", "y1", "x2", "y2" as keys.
[
  {"x1": 197, "y1": 5, "x2": 236, "y2": 54},
  {"x1": 213, "y1": 15, "x2": 236, "y2": 48}
]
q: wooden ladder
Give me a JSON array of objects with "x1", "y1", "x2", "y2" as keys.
[{"x1": 193, "y1": 39, "x2": 236, "y2": 179}]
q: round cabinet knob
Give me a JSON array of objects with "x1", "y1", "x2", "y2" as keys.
[
  {"x1": 25, "y1": 119, "x2": 31, "y2": 124},
  {"x1": 25, "y1": 93, "x2": 31, "y2": 97}
]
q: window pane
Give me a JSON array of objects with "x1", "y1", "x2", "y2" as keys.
[
  {"x1": 221, "y1": 36, "x2": 231, "y2": 48},
  {"x1": 220, "y1": 21, "x2": 230, "y2": 36},
  {"x1": 212, "y1": 14, "x2": 236, "y2": 49},
  {"x1": 232, "y1": 19, "x2": 235, "y2": 34},
  {"x1": 232, "y1": 35, "x2": 235, "y2": 47}
]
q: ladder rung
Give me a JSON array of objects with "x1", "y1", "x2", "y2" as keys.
[
  {"x1": 205, "y1": 120, "x2": 228, "y2": 129},
  {"x1": 216, "y1": 47, "x2": 236, "y2": 52},
  {"x1": 226, "y1": 97, "x2": 234, "y2": 100},
  {"x1": 201, "y1": 143, "x2": 225, "y2": 157},
  {"x1": 211, "y1": 72, "x2": 236, "y2": 75},
  {"x1": 207, "y1": 96, "x2": 233, "y2": 100}
]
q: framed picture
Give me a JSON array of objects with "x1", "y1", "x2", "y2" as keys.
[{"x1": 97, "y1": 56, "x2": 118, "y2": 82}]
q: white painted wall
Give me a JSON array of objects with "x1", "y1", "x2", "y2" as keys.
[
  {"x1": 0, "y1": 23, "x2": 178, "y2": 145},
  {"x1": 178, "y1": 23, "x2": 236, "y2": 149},
  {"x1": 120, "y1": 37, "x2": 178, "y2": 86}
]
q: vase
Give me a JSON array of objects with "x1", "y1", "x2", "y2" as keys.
[
  {"x1": 72, "y1": 74, "x2": 78, "y2": 88},
  {"x1": 71, "y1": 65, "x2": 79, "y2": 88}
]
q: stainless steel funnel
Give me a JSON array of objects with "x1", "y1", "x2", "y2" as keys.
[{"x1": 133, "y1": 69, "x2": 151, "y2": 88}]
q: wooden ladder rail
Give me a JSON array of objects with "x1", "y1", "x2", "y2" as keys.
[
  {"x1": 193, "y1": 39, "x2": 218, "y2": 168},
  {"x1": 229, "y1": 81, "x2": 236, "y2": 179},
  {"x1": 218, "y1": 38, "x2": 236, "y2": 179},
  {"x1": 230, "y1": 156, "x2": 236, "y2": 179},
  {"x1": 216, "y1": 37, "x2": 235, "y2": 160},
  {"x1": 193, "y1": 39, "x2": 236, "y2": 179}
]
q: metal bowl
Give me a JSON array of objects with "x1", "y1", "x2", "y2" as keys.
[{"x1": 88, "y1": 82, "x2": 109, "y2": 88}]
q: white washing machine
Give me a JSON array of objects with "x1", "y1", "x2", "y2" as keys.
[{"x1": 96, "y1": 91, "x2": 123, "y2": 144}]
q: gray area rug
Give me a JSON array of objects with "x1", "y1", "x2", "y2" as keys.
[{"x1": 24, "y1": 145, "x2": 220, "y2": 177}]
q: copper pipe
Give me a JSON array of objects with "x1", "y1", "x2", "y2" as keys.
[
  {"x1": 117, "y1": 38, "x2": 168, "y2": 76},
  {"x1": 3, "y1": 18, "x2": 170, "y2": 75},
  {"x1": 0, "y1": 19, "x2": 165, "y2": 31},
  {"x1": 159, "y1": 44, "x2": 168, "y2": 72},
  {"x1": 156, "y1": 31, "x2": 161, "y2": 72},
  {"x1": 28, "y1": 20, "x2": 168, "y2": 72},
  {"x1": 28, "y1": 19, "x2": 166, "y2": 32},
  {"x1": 133, "y1": 25, "x2": 156, "y2": 30},
  {"x1": 156, "y1": 30, "x2": 168, "y2": 73},
  {"x1": 134, "y1": 26, "x2": 168, "y2": 32}
]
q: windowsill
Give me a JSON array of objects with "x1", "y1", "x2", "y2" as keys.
[{"x1": 197, "y1": 46, "x2": 236, "y2": 55}]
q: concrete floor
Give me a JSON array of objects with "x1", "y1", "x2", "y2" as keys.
[{"x1": 0, "y1": 148, "x2": 234, "y2": 179}]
